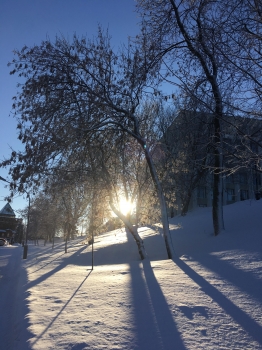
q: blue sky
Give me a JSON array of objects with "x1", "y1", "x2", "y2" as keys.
[{"x1": 0, "y1": 0, "x2": 139, "y2": 213}]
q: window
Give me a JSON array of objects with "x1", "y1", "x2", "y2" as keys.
[
  {"x1": 240, "y1": 190, "x2": 248, "y2": 201},
  {"x1": 227, "y1": 188, "x2": 235, "y2": 202}
]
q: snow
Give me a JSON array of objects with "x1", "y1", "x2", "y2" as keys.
[{"x1": 0, "y1": 199, "x2": 262, "y2": 349}]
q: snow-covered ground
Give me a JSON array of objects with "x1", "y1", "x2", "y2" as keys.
[{"x1": 0, "y1": 199, "x2": 262, "y2": 349}]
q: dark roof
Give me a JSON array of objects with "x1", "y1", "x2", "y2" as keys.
[{"x1": 0, "y1": 203, "x2": 16, "y2": 217}]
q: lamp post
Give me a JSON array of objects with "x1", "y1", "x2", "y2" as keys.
[
  {"x1": 92, "y1": 228, "x2": 94, "y2": 270},
  {"x1": 0, "y1": 176, "x2": 30, "y2": 259}
]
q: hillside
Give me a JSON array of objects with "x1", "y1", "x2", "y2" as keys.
[{"x1": 0, "y1": 199, "x2": 262, "y2": 349}]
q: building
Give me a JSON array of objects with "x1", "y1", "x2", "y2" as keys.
[
  {"x1": 159, "y1": 111, "x2": 262, "y2": 215},
  {"x1": 0, "y1": 203, "x2": 22, "y2": 243}
]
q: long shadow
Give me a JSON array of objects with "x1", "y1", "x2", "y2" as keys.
[
  {"x1": 28, "y1": 251, "x2": 69, "y2": 275},
  {"x1": 14, "y1": 265, "x2": 34, "y2": 350},
  {"x1": 28, "y1": 242, "x2": 88, "y2": 274},
  {"x1": 86, "y1": 227, "x2": 169, "y2": 267},
  {"x1": 24, "y1": 243, "x2": 67, "y2": 268},
  {"x1": 126, "y1": 226, "x2": 168, "y2": 261},
  {"x1": 91, "y1": 227, "x2": 170, "y2": 266},
  {"x1": 173, "y1": 257, "x2": 262, "y2": 345},
  {"x1": 26, "y1": 245, "x2": 88, "y2": 290},
  {"x1": 0, "y1": 247, "x2": 34, "y2": 349},
  {"x1": 25, "y1": 240, "x2": 84, "y2": 268},
  {"x1": 92, "y1": 232, "x2": 141, "y2": 266},
  {"x1": 30, "y1": 270, "x2": 92, "y2": 348},
  {"x1": 24, "y1": 242, "x2": 65, "y2": 262},
  {"x1": 129, "y1": 260, "x2": 186, "y2": 350},
  {"x1": 193, "y1": 252, "x2": 262, "y2": 304}
]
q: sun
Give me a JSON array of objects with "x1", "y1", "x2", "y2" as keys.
[{"x1": 119, "y1": 198, "x2": 134, "y2": 215}]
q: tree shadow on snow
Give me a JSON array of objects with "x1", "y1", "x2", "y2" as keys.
[
  {"x1": 0, "y1": 247, "x2": 34, "y2": 349},
  {"x1": 15, "y1": 266, "x2": 35, "y2": 350},
  {"x1": 27, "y1": 241, "x2": 87, "y2": 274},
  {"x1": 90, "y1": 231, "x2": 141, "y2": 265},
  {"x1": 173, "y1": 257, "x2": 262, "y2": 346},
  {"x1": 24, "y1": 239, "x2": 83, "y2": 268},
  {"x1": 178, "y1": 305, "x2": 209, "y2": 320},
  {"x1": 129, "y1": 259, "x2": 186, "y2": 350},
  {"x1": 30, "y1": 270, "x2": 92, "y2": 348},
  {"x1": 27, "y1": 251, "x2": 69, "y2": 275},
  {"x1": 192, "y1": 252, "x2": 262, "y2": 306},
  {"x1": 25, "y1": 245, "x2": 89, "y2": 290},
  {"x1": 70, "y1": 342, "x2": 89, "y2": 350}
]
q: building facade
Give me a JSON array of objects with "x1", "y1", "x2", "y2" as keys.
[
  {"x1": 0, "y1": 203, "x2": 22, "y2": 243},
  {"x1": 160, "y1": 111, "x2": 262, "y2": 215}
]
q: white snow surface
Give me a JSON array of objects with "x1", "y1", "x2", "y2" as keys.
[{"x1": 0, "y1": 199, "x2": 262, "y2": 350}]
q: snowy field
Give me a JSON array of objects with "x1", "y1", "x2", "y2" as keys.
[{"x1": 0, "y1": 199, "x2": 262, "y2": 350}]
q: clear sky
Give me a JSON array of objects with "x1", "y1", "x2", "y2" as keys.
[{"x1": 0, "y1": 0, "x2": 139, "y2": 214}]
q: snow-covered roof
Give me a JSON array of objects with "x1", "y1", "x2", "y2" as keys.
[{"x1": 0, "y1": 203, "x2": 16, "y2": 217}]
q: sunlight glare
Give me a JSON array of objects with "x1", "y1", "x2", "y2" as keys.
[{"x1": 119, "y1": 198, "x2": 134, "y2": 215}]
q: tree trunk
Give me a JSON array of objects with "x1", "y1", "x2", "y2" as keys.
[
  {"x1": 109, "y1": 198, "x2": 148, "y2": 260},
  {"x1": 181, "y1": 168, "x2": 208, "y2": 216},
  {"x1": 65, "y1": 232, "x2": 68, "y2": 253},
  {"x1": 181, "y1": 192, "x2": 192, "y2": 216},
  {"x1": 140, "y1": 142, "x2": 175, "y2": 259},
  {"x1": 212, "y1": 117, "x2": 224, "y2": 235},
  {"x1": 135, "y1": 189, "x2": 141, "y2": 226},
  {"x1": 169, "y1": 0, "x2": 225, "y2": 236},
  {"x1": 212, "y1": 173, "x2": 224, "y2": 236}
]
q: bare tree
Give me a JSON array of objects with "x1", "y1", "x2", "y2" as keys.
[
  {"x1": 2, "y1": 29, "x2": 175, "y2": 257},
  {"x1": 30, "y1": 193, "x2": 61, "y2": 245},
  {"x1": 211, "y1": 1, "x2": 262, "y2": 174},
  {"x1": 86, "y1": 136, "x2": 148, "y2": 260},
  {"x1": 135, "y1": 0, "x2": 241, "y2": 234}
]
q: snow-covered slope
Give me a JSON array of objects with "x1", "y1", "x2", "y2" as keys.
[{"x1": 1, "y1": 200, "x2": 262, "y2": 349}]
